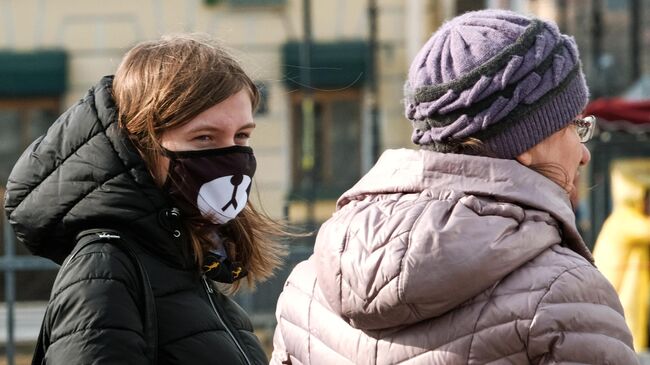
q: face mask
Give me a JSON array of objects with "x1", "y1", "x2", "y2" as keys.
[{"x1": 162, "y1": 145, "x2": 256, "y2": 224}]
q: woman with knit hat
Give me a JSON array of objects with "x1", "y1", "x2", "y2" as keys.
[{"x1": 271, "y1": 9, "x2": 637, "y2": 365}]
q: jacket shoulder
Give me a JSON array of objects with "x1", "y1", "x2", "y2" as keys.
[
  {"x1": 50, "y1": 241, "x2": 140, "y2": 301},
  {"x1": 43, "y1": 240, "x2": 151, "y2": 363},
  {"x1": 512, "y1": 244, "x2": 624, "y2": 321},
  {"x1": 523, "y1": 245, "x2": 637, "y2": 364}
]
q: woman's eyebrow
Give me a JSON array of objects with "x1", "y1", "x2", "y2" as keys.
[
  {"x1": 186, "y1": 122, "x2": 256, "y2": 133},
  {"x1": 186, "y1": 123, "x2": 222, "y2": 133},
  {"x1": 238, "y1": 123, "x2": 256, "y2": 130}
]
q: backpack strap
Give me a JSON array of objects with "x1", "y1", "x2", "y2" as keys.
[
  {"x1": 31, "y1": 323, "x2": 45, "y2": 365},
  {"x1": 33, "y1": 229, "x2": 158, "y2": 365}
]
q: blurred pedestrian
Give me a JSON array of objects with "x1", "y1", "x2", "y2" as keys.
[
  {"x1": 271, "y1": 9, "x2": 637, "y2": 364},
  {"x1": 4, "y1": 34, "x2": 285, "y2": 364},
  {"x1": 594, "y1": 159, "x2": 650, "y2": 352}
]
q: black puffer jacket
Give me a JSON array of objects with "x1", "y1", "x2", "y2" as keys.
[{"x1": 4, "y1": 76, "x2": 268, "y2": 364}]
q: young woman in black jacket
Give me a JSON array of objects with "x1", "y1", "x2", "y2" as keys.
[{"x1": 4, "y1": 34, "x2": 285, "y2": 364}]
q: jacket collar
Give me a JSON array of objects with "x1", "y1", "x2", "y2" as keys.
[{"x1": 338, "y1": 148, "x2": 593, "y2": 263}]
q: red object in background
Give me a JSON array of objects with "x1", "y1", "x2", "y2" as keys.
[{"x1": 584, "y1": 98, "x2": 650, "y2": 125}]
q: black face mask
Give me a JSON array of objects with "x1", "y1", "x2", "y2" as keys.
[{"x1": 163, "y1": 145, "x2": 257, "y2": 224}]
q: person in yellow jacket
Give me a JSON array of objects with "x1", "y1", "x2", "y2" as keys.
[{"x1": 594, "y1": 158, "x2": 650, "y2": 352}]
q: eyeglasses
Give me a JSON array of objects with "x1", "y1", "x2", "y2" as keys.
[{"x1": 572, "y1": 115, "x2": 596, "y2": 143}]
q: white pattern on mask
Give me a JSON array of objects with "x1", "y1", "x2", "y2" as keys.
[{"x1": 196, "y1": 175, "x2": 252, "y2": 224}]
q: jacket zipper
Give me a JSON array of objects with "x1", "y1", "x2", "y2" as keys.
[{"x1": 202, "y1": 275, "x2": 253, "y2": 365}]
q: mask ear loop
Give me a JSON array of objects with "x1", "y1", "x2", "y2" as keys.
[
  {"x1": 159, "y1": 147, "x2": 178, "y2": 191},
  {"x1": 161, "y1": 157, "x2": 175, "y2": 191},
  {"x1": 161, "y1": 151, "x2": 200, "y2": 214}
]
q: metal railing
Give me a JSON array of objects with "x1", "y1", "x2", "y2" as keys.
[{"x1": 1, "y1": 215, "x2": 59, "y2": 365}]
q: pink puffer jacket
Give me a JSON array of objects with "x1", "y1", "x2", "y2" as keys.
[{"x1": 272, "y1": 149, "x2": 637, "y2": 365}]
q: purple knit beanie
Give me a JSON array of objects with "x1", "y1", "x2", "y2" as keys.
[{"x1": 404, "y1": 9, "x2": 589, "y2": 159}]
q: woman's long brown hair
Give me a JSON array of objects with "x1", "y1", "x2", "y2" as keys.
[{"x1": 112, "y1": 34, "x2": 288, "y2": 291}]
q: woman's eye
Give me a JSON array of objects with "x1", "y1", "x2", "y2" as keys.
[
  {"x1": 194, "y1": 135, "x2": 212, "y2": 142},
  {"x1": 236, "y1": 132, "x2": 251, "y2": 140}
]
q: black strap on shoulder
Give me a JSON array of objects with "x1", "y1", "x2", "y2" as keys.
[
  {"x1": 32, "y1": 229, "x2": 158, "y2": 365},
  {"x1": 31, "y1": 324, "x2": 45, "y2": 365}
]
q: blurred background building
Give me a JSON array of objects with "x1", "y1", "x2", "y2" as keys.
[{"x1": 1, "y1": 0, "x2": 649, "y2": 361}]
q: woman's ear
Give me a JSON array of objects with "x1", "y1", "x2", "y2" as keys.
[{"x1": 516, "y1": 150, "x2": 533, "y2": 166}]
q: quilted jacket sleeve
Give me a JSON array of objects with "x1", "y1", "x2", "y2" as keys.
[
  {"x1": 527, "y1": 264, "x2": 639, "y2": 364},
  {"x1": 42, "y1": 243, "x2": 149, "y2": 364},
  {"x1": 271, "y1": 325, "x2": 292, "y2": 365}
]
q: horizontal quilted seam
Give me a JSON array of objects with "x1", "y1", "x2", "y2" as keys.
[
  {"x1": 51, "y1": 326, "x2": 144, "y2": 345},
  {"x1": 482, "y1": 350, "x2": 528, "y2": 365},
  {"x1": 51, "y1": 276, "x2": 131, "y2": 302},
  {"x1": 425, "y1": 168, "x2": 511, "y2": 184},
  {"x1": 160, "y1": 328, "x2": 235, "y2": 347},
  {"x1": 512, "y1": 263, "x2": 583, "y2": 271},
  {"x1": 62, "y1": 246, "x2": 133, "y2": 276},
  {"x1": 468, "y1": 318, "x2": 529, "y2": 339},
  {"x1": 279, "y1": 316, "x2": 358, "y2": 364},
  {"x1": 153, "y1": 286, "x2": 196, "y2": 298},
  {"x1": 456, "y1": 287, "x2": 547, "y2": 311},
  {"x1": 530, "y1": 329, "x2": 633, "y2": 348},
  {"x1": 307, "y1": 328, "x2": 358, "y2": 364},
  {"x1": 390, "y1": 339, "x2": 468, "y2": 365},
  {"x1": 393, "y1": 345, "x2": 528, "y2": 365},
  {"x1": 548, "y1": 244, "x2": 585, "y2": 260}
]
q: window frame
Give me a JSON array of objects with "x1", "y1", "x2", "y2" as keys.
[
  {"x1": 0, "y1": 97, "x2": 61, "y2": 186},
  {"x1": 289, "y1": 89, "x2": 362, "y2": 200}
]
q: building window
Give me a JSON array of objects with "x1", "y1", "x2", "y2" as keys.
[
  {"x1": 290, "y1": 90, "x2": 362, "y2": 200},
  {"x1": 229, "y1": 0, "x2": 286, "y2": 5},
  {"x1": 204, "y1": 0, "x2": 286, "y2": 6},
  {"x1": 0, "y1": 98, "x2": 60, "y2": 301},
  {"x1": 254, "y1": 81, "x2": 269, "y2": 115},
  {"x1": 0, "y1": 99, "x2": 60, "y2": 189}
]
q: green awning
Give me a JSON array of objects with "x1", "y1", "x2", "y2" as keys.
[
  {"x1": 282, "y1": 40, "x2": 369, "y2": 90},
  {"x1": 0, "y1": 49, "x2": 68, "y2": 97}
]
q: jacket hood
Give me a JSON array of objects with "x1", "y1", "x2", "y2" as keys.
[
  {"x1": 4, "y1": 76, "x2": 192, "y2": 268},
  {"x1": 313, "y1": 149, "x2": 593, "y2": 330}
]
